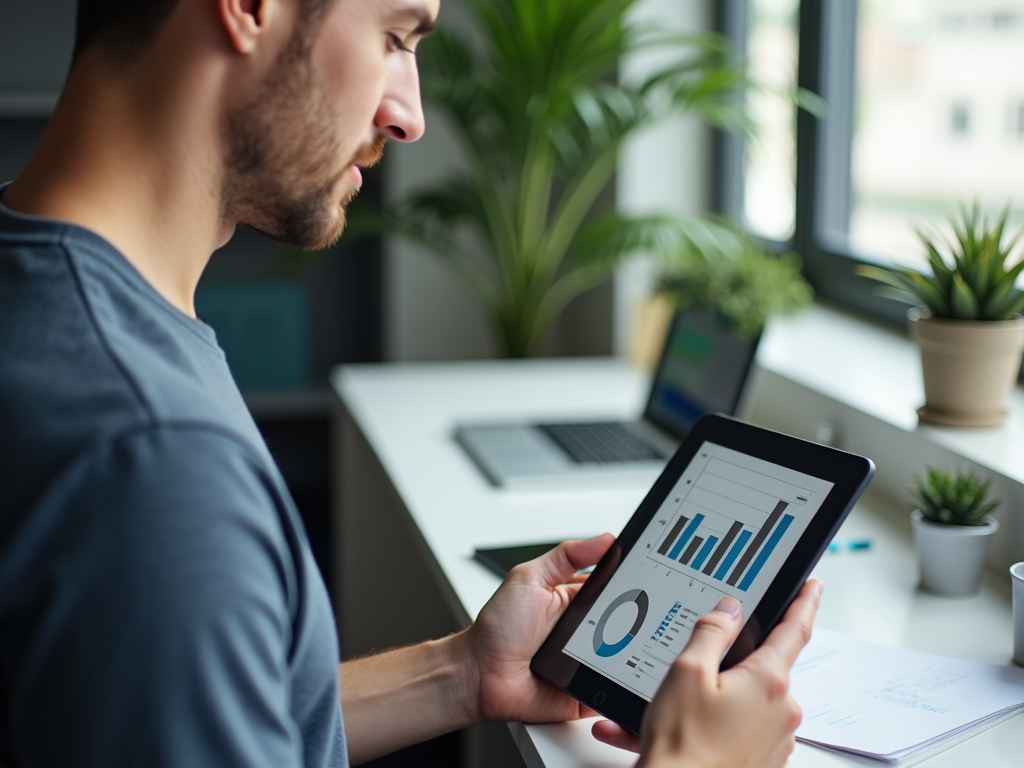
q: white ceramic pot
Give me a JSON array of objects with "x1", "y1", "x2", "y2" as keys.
[
  {"x1": 911, "y1": 510, "x2": 999, "y2": 595},
  {"x1": 908, "y1": 308, "x2": 1024, "y2": 427}
]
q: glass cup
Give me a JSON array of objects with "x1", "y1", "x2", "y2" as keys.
[{"x1": 1011, "y1": 563, "x2": 1024, "y2": 666}]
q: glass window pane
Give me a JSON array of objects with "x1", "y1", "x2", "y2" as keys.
[
  {"x1": 850, "y1": 0, "x2": 1024, "y2": 268},
  {"x1": 743, "y1": 0, "x2": 800, "y2": 241}
]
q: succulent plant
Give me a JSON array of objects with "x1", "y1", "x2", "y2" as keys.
[
  {"x1": 912, "y1": 467, "x2": 1000, "y2": 527},
  {"x1": 858, "y1": 205, "x2": 1024, "y2": 321}
]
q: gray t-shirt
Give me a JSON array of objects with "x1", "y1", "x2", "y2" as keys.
[{"x1": 0, "y1": 186, "x2": 347, "y2": 768}]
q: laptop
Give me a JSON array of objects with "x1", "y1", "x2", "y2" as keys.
[{"x1": 454, "y1": 306, "x2": 762, "y2": 488}]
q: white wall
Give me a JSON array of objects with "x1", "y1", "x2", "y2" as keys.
[{"x1": 615, "y1": 0, "x2": 713, "y2": 356}]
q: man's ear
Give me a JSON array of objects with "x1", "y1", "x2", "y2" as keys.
[{"x1": 218, "y1": 0, "x2": 267, "y2": 53}]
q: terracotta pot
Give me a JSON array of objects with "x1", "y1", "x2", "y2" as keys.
[
  {"x1": 908, "y1": 309, "x2": 1024, "y2": 427},
  {"x1": 911, "y1": 510, "x2": 998, "y2": 595}
]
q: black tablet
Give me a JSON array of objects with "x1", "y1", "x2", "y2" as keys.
[{"x1": 530, "y1": 414, "x2": 874, "y2": 734}]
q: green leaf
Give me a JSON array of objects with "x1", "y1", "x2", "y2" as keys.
[
  {"x1": 951, "y1": 274, "x2": 980, "y2": 319},
  {"x1": 912, "y1": 467, "x2": 1000, "y2": 525}
]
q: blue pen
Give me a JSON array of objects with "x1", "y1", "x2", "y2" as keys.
[{"x1": 827, "y1": 539, "x2": 872, "y2": 553}]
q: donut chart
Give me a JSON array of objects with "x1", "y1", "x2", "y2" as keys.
[{"x1": 592, "y1": 589, "x2": 650, "y2": 657}]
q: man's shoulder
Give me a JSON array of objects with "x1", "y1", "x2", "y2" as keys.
[{"x1": 0, "y1": 210, "x2": 263, "y2": 521}]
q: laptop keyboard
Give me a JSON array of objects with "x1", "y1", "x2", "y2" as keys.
[{"x1": 539, "y1": 422, "x2": 664, "y2": 464}]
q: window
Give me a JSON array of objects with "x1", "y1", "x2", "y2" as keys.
[
  {"x1": 740, "y1": 0, "x2": 800, "y2": 242},
  {"x1": 718, "y1": 0, "x2": 1024, "y2": 324}
]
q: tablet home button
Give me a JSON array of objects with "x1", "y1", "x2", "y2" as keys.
[{"x1": 593, "y1": 692, "x2": 606, "y2": 707}]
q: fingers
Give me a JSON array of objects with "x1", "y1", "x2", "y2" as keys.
[
  {"x1": 591, "y1": 719, "x2": 642, "y2": 754},
  {"x1": 519, "y1": 534, "x2": 615, "y2": 588},
  {"x1": 674, "y1": 596, "x2": 743, "y2": 675},
  {"x1": 757, "y1": 579, "x2": 823, "y2": 668}
]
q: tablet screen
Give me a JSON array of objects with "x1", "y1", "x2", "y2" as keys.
[{"x1": 561, "y1": 440, "x2": 834, "y2": 701}]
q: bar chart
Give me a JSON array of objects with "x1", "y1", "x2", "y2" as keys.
[{"x1": 649, "y1": 456, "x2": 807, "y2": 592}]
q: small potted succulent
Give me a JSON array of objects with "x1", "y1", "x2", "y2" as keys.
[
  {"x1": 911, "y1": 467, "x2": 1000, "y2": 595},
  {"x1": 859, "y1": 206, "x2": 1024, "y2": 427}
]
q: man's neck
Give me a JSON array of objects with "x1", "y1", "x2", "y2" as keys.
[{"x1": 3, "y1": 51, "x2": 233, "y2": 318}]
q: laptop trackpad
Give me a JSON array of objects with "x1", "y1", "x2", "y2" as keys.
[{"x1": 456, "y1": 424, "x2": 575, "y2": 480}]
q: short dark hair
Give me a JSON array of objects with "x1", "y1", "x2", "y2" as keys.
[
  {"x1": 73, "y1": 0, "x2": 334, "y2": 66},
  {"x1": 73, "y1": 0, "x2": 180, "y2": 65}
]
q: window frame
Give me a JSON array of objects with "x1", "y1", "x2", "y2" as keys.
[{"x1": 716, "y1": 0, "x2": 913, "y2": 329}]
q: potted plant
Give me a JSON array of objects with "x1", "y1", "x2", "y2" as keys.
[
  {"x1": 629, "y1": 238, "x2": 814, "y2": 369},
  {"x1": 359, "y1": 0, "x2": 817, "y2": 358},
  {"x1": 656, "y1": 238, "x2": 814, "y2": 338},
  {"x1": 910, "y1": 467, "x2": 1000, "y2": 595},
  {"x1": 859, "y1": 206, "x2": 1024, "y2": 427}
]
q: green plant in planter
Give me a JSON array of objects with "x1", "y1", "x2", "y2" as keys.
[
  {"x1": 655, "y1": 238, "x2": 813, "y2": 338},
  {"x1": 858, "y1": 206, "x2": 1024, "y2": 321},
  {"x1": 912, "y1": 467, "x2": 1000, "y2": 526},
  {"x1": 362, "y1": 0, "x2": 816, "y2": 358}
]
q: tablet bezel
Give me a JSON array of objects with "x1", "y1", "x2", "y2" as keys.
[{"x1": 530, "y1": 414, "x2": 875, "y2": 734}]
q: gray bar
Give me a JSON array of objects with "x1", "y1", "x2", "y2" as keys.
[
  {"x1": 679, "y1": 536, "x2": 704, "y2": 566},
  {"x1": 727, "y1": 501, "x2": 789, "y2": 586},
  {"x1": 703, "y1": 520, "x2": 743, "y2": 575},
  {"x1": 658, "y1": 516, "x2": 689, "y2": 556}
]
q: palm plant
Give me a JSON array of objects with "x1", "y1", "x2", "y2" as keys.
[
  {"x1": 858, "y1": 206, "x2": 1024, "y2": 321},
  {"x1": 374, "y1": 0, "x2": 765, "y2": 357}
]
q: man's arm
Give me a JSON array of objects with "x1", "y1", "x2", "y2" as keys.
[
  {"x1": 340, "y1": 535, "x2": 821, "y2": 767},
  {"x1": 339, "y1": 632, "x2": 476, "y2": 763},
  {"x1": 339, "y1": 535, "x2": 612, "y2": 764},
  {"x1": 7, "y1": 427, "x2": 315, "y2": 768}
]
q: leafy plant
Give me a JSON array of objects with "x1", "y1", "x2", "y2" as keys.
[
  {"x1": 912, "y1": 467, "x2": 1000, "y2": 526},
  {"x1": 655, "y1": 237, "x2": 813, "y2": 338},
  {"x1": 858, "y1": 205, "x2": 1024, "y2": 321},
  {"x1": 365, "y1": 0, "x2": 802, "y2": 358}
]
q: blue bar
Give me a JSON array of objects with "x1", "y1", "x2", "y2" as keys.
[
  {"x1": 714, "y1": 530, "x2": 752, "y2": 580},
  {"x1": 738, "y1": 515, "x2": 795, "y2": 591},
  {"x1": 668, "y1": 514, "x2": 705, "y2": 560},
  {"x1": 690, "y1": 536, "x2": 719, "y2": 570}
]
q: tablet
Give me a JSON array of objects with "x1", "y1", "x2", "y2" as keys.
[{"x1": 530, "y1": 414, "x2": 874, "y2": 734}]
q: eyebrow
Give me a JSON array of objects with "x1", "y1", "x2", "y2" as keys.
[{"x1": 393, "y1": 4, "x2": 438, "y2": 37}]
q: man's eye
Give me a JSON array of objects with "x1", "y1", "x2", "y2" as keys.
[{"x1": 387, "y1": 33, "x2": 415, "y2": 55}]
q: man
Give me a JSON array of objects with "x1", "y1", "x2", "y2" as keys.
[{"x1": 0, "y1": 0, "x2": 821, "y2": 766}]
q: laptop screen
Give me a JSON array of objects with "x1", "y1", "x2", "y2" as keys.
[{"x1": 643, "y1": 307, "x2": 760, "y2": 438}]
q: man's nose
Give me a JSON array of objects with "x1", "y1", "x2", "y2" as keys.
[{"x1": 375, "y1": 67, "x2": 426, "y2": 142}]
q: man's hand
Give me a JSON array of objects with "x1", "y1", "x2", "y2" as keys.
[
  {"x1": 457, "y1": 534, "x2": 616, "y2": 725},
  {"x1": 593, "y1": 579, "x2": 823, "y2": 768}
]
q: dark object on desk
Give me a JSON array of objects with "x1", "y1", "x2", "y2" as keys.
[
  {"x1": 531, "y1": 414, "x2": 875, "y2": 735},
  {"x1": 474, "y1": 543, "x2": 562, "y2": 578},
  {"x1": 455, "y1": 307, "x2": 761, "y2": 487}
]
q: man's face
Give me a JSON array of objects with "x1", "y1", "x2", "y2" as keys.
[{"x1": 222, "y1": 0, "x2": 437, "y2": 250}]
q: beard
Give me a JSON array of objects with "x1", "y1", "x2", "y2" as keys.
[{"x1": 221, "y1": 24, "x2": 385, "y2": 250}]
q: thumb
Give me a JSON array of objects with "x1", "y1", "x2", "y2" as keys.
[
  {"x1": 521, "y1": 534, "x2": 615, "y2": 588},
  {"x1": 675, "y1": 596, "x2": 743, "y2": 670}
]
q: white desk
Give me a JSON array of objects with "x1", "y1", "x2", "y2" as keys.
[{"x1": 331, "y1": 358, "x2": 1024, "y2": 768}]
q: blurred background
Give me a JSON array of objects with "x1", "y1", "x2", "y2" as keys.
[{"x1": 4, "y1": 0, "x2": 1023, "y2": 764}]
